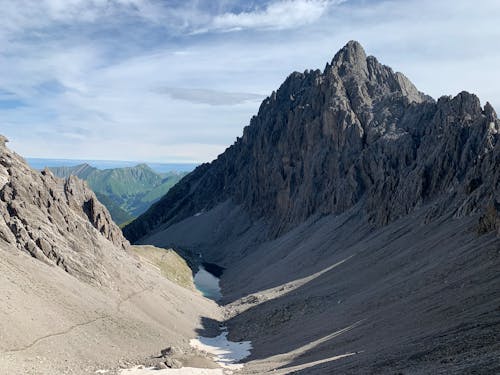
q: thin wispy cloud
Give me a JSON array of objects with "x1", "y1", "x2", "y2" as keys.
[
  {"x1": 210, "y1": 0, "x2": 341, "y2": 32},
  {"x1": 158, "y1": 87, "x2": 265, "y2": 106},
  {"x1": 1, "y1": 0, "x2": 499, "y2": 162},
  {"x1": 0, "y1": 0, "x2": 144, "y2": 32}
]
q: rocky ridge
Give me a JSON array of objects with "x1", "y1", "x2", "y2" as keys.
[
  {"x1": 124, "y1": 41, "x2": 500, "y2": 242},
  {"x1": 0, "y1": 136, "x2": 129, "y2": 285}
]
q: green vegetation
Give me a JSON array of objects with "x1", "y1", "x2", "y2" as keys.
[
  {"x1": 130, "y1": 245, "x2": 194, "y2": 290},
  {"x1": 49, "y1": 163, "x2": 187, "y2": 225},
  {"x1": 94, "y1": 192, "x2": 134, "y2": 226}
]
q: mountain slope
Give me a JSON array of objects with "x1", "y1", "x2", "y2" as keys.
[
  {"x1": 94, "y1": 191, "x2": 135, "y2": 227},
  {"x1": 49, "y1": 163, "x2": 187, "y2": 225},
  {"x1": 123, "y1": 41, "x2": 500, "y2": 374},
  {"x1": 0, "y1": 137, "x2": 219, "y2": 374}
]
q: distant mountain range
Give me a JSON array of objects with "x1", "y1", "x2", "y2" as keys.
[
  {"x1": 27, "y1": 158, "x2": 198, "y2": 174},
  {"x1": 48, "y1": 163, "x2": 188, "y2": 225}
]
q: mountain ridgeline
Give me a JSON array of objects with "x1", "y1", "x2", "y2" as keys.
[
  {"x1": 124, "y1": 41, "x2": 499, "y2": 242},
  {"x1": 49, "y1": 163, "x2": 188, "y2": 225}
]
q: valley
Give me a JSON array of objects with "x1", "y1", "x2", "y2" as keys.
[{"x1": 0, "y1": 39, "x2": 499, "y2": 375}]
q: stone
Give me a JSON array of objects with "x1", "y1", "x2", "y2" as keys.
[
  {"x1": 155, "y1": 362, "x2": 168, "y2": 370},
  {"x1": 165, "y1": 358, "x2": 182, "y2": 369},
  {"x1": 160, "y1": 346, "x2": 181, "y2": 357}
]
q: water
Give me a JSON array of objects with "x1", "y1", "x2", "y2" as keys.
[{"x1": 193, "y1": 266, "x2": 222, "y2": 301}]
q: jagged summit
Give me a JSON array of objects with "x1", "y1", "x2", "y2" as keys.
[
  {"x1": 332, "y1": 40, "x2": 367, "y2": 66},
  {"x1": 124, "y1": 42, "x2": 499, "y2": 242}
]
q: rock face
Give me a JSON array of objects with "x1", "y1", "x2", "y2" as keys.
[
  {"x1": 0, "y1": 140, "x2": 129, "y2": 285},
  {"x1": 124, "y1": 41, "x2": 500, "y2": 242}
]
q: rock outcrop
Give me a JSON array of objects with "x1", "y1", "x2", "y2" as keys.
[
  {"x1": 0, "y1": 141, "x2": 129, "y2": 285},
  {"x1": 124, "y1": 41, "x2": 500, "y2": 242}
]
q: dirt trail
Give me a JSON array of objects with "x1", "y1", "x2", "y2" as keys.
[{"x1": 3, "y1": 286, "x2": 154, "y2": 354}]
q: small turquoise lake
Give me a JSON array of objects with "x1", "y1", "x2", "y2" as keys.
[{"x1": 194, "y1": 266, "x2": 222, "y2": 301}]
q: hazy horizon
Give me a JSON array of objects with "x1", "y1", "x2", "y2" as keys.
[{"x1": 26, "y1": 157, "x2": 199, "y2": 173}]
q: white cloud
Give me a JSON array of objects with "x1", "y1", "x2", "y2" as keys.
[
  {"x1": 1, "y1": 0, "x2": 500, "y2": 163},
  {"x1": 157, "y1": 87, "x2": 264, "y2": 106},
  {"x1": 211, "y1": 0, "x2": 338, "y2": 31},
  {"x1": 0, "y1": 0, "x2": 145, "y2": 33}
]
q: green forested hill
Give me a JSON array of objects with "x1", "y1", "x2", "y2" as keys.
[{"x1": 49, "y1": 163, "x2": 187, "y2": 225}]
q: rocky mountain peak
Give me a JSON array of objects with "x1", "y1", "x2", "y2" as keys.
[
  {"x1": 331, "y1": 39, "x2": 368, "y2": 68},
  {"x1": 327, "y1": 41, "x2": 427, "y2": 106},
  {"x1": 124, "y1": 42, "x2": 499, "y2": 243}
]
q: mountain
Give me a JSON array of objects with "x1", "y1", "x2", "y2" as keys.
[
  {"x1": 94, "y1": 191, "x2": 135, "y2": 227},
  {"x1": 49, "y1": 163, "x2": 187, "y2": 225},
  {"x1": 27, "y1": 158, "x2": 198, "y2": 174},
  {"x1": 125, "y1": 41, "x2": 499, "y2": 242},
  {"x1": 0, "y1": 137, "x2": 219, "y2": 374},
  {"x1": 124, "y1": 41, "x2": 500, "y2": 373}
]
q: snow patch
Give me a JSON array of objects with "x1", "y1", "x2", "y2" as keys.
[
  {"x1": 120, "y1": 366, "x2": 226, "y2": 374},
  {"x1": 190, "y1": 331, "x2": 252, "y2": 370}
]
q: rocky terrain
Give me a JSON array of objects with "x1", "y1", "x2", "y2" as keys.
[
  {"x1": 125, "y1": 41, "x2": 500, "y2": 374},
  {"x1": 0, "y1": 136, "x2": 221, "y2": 374}
]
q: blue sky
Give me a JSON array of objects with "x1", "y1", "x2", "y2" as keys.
[{"x1": 1, "y1": 0, "x2": 500, "y2": 163}]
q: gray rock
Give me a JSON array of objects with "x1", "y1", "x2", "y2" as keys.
[
  {"x1": 165, "y1": 358, "x2": 182, "y2": 369},
  {"x1": 124, "y1": 40, "x2": 500, "y2": 242},
  {"x1": 155, "y1": 362, "x2": 168, "y2": 370},
  {"x1": 160, "y1": 346, "x2": 182, "y2": 357},
  {"x1": 0, "y1": 140, "x2": 130, "y2": 284}
]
